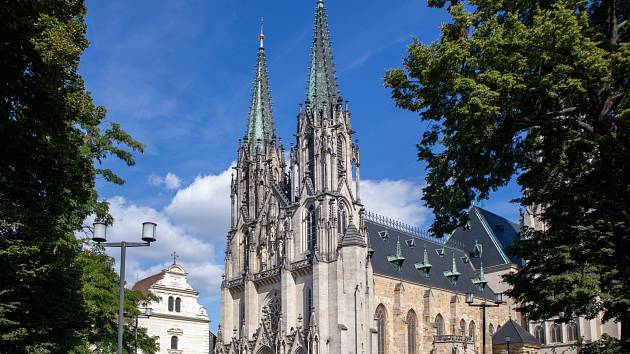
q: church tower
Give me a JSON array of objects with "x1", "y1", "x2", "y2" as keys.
[{"x1": 218, "y1": 3, "x2": 374, "y2": 353}]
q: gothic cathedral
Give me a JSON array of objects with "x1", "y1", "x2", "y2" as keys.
[{"x1": 217, "y1": 1, "x2": 373, "y2": 353}]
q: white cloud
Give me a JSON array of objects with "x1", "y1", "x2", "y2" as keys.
[
  {"x1": 361, "y1": 179, "x2": 430, "y2": 227},
  {"x1": 147, "y1": 172, "x2": 183, "y2": 190},
  {"x1": 164, "y1": 165, "x2": 233, "y2": 243},
  {"x1": 100, "y1": 164, "x2": 235, "y2": 301}
]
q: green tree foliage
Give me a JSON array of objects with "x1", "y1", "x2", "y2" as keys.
[
  {"x1": 70, "y1": 248, "x2": 158, "y2": 354},
  {"x1": 0, "y1": 0, "x2": 151, "y2": 352},
  {"x1": 385, "y1": 0, "x2": 629, "y2": 347}
]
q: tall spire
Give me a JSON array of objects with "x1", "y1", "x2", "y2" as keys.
[
  {"x1": 307, "y1": 0, "x2": 339, "y2": 108},
  {"x1": 245, "y1": 23, "x2": 276, "y2": 151}
]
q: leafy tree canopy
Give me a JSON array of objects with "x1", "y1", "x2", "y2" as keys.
[
  {"x1": 0, "y1": 0, "x2": 152, "y2": 352},
  {"x1": 385, "y1": 0, "x2": 629, "y2": 346}
]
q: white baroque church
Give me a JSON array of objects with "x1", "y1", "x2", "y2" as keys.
[{"x1": 216, "y1": 1, "x2": 509, "y2": 354}]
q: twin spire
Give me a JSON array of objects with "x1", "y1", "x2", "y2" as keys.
[
  {"x1": 244, "y1": 0, "x2": 339, "y2": 150},
  {"x1": 244, "y1": 18, "x2": 274, "y2": 151}
]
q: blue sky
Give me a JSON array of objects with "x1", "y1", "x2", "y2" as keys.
[{"x1": 81, "y1": 0, "x2": 521, "y2": 331}]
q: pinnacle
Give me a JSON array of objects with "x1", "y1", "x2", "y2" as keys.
[{"x1": 307, "y1": 0, "x2": 339, "y2": 109}]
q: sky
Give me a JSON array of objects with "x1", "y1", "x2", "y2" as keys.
[{"x1": 81, "y1": 0, "x2": 521, "y2": 332}]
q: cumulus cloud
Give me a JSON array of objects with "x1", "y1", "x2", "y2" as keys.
[
  {"x1": 361, "y1": 179, "x2": 430, "y2": 227},
  {"x1": 164, "y1": 165, "x2": 233, "y2": 243},
  {"x1": 99, "y1": 164, "x2": 234, "y2": 301},
  {"x1": 148, "y1": 172, "x2": 183, "y2": 189}
]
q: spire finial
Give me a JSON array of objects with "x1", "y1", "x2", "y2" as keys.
[
  {"x1": 259, "y1": 17, "x2": 265, "y2": 48},
  {"x1": 171, "y1": 251, "x2": 179, "y2": 265},
  {"x1": 317, "y1": 0, "x2": 324, "y2": 8}
]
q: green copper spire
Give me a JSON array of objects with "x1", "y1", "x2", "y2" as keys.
[
  {"x1": 245, "y1": 23, "x2": 276, "y2": 152},
  {"x1": 472, "y1": 262, "x2": 488, "y2": 290},
  {"x1": 443, "y1": 253, "x2": 461, "y2": 284},
  {"x1": 387, "y1": 235, "x2": 405, "y2": 271},
  {"x1": 307, "y1": 0, "x2": 339, "y2": 108}
]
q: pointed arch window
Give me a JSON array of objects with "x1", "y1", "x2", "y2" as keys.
[
  {"x1": 567, "y1": 321, "x2": 578, "y2": 342},
  {"x1": 337, "y1": 136, "x2": 345, "y2": 177},
  {"x1": 168, "y1": 296, "x2": 174, "y2": 312},
  {"x1": 337, "y1": 206, "x2": 347, "y2": 234},
  {"x1": 435, "y1": 314, "x2": 445, "y2": 336},
  {"x1": 489, "y1": 323, "x2": 494, "y2": 335},
  {"x1": 376, "y1": 305, "x2": 387, "y2": 354},
  {"x1": 175, "y1": 297, "x2": 181, "y2": 312},
  {"x1": 170, "y1": 336, "x2": 178, "y2": 350},
  {"x1": 468, "y1": 321, "x2": 476, "y2": 342},
  {"x1": 534, "y1": 325, "x2": 545, "y2": 344},
  {"x1": 243, "y1": 231, "x2": 250, "y2": 272},
  {"x1": 406, "y1": 310, "x2": 417, "y2": 354},
  {"x1": 551, "y1": 323, "x2": 563, "y2": 343},
  {"x1": 307, "y1": 206, "x2": 317, "y2": 253},
  {"x1": 460, "y1": 319, "x2": 466, "y2": 335}
]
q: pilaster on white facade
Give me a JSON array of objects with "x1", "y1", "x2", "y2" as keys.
[{"x1": 133, "y1": 262, "x2": 210, "y2": 354}]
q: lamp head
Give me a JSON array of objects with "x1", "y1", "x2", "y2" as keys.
[
  {"x1": 92, "y1": 222, "x2": 107, "y2": 243},
  {"x1": 495, "y1": 292, "x2": 504, "y2": 304},
  {"x1": 465, "y1": 292, "x2": 474, "y2": 304},
  {"x1": 142, "y1": 222, "x2": 157, "y2": 243}
]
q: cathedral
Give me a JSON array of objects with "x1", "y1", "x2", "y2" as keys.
[{"x1": 215, "y1": 1, "x2": 510, "y2": 353}]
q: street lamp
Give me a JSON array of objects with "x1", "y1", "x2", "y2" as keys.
[
  {"x1": 505, "y1": 336, "x2": 511, "y2": 354},
  {"x1": 465, "y1": 291, "x2": 503, "y2": 354},
  {"x1": 92, "y1": 221, "x2": 157, "y2": 354},
  {"x1": 125, "y1": 306, "x2": 153, "y2": 354}
]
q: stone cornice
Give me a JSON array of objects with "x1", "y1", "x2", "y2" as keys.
[{"x1": 152, "y1": 312, "x2": 210, "y2": 324}]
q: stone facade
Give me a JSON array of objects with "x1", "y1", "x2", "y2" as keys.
[
  {"x1": 374, "y1": 272, "x2": 509, "y2": 354},
  {"x1": 133, "y1": 263, "x2": 210, "y2": 354}
]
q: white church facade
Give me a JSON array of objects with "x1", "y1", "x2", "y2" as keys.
[{"x1": 133, "y1": 262, "x2": 210, "y2": 354}]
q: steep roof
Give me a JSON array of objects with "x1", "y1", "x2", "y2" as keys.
[
  {"x1": 307, "y1": 0, "x2": 339, "y2": 109},
  {"x1": 367, "y1": 220, "x2": 497, "y2": 300},
  {"x1": 245, "y1": 28, "x2": 276, "y2": 152},
  {"x1": 447, "y1": 206, "x2": 523, "y2": 268},
  {"x1": 492, "y1": 319, "x2": 540, "y2": 346},
  {"x1": 131, "y1": 271, "x2": 164, "y2": 295}
]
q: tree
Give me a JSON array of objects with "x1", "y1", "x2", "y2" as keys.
[
  {"x1": 70, "y1": 248, "x2": 158, "y2": 354},
  {"x1": 0, "y1": 0, "x2": 144, "y2": 352},
  {"x1": 385, "y1": 0, "x2": 629, "y2": 348}
]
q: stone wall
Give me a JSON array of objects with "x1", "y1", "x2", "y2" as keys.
[{"x1": 373, "y1": 274, "x2": 510, "y2": 354}]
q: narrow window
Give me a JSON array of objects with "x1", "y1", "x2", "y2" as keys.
[
  {"x1": 337, "y1": 136, "x2": 344, "y2": 177},
  {"x1": 406, "y1": 310, "x2": 417, "y2": 354},
  {"x1": 304, "y1": 287, "x2": 312, "y2": 327},
  {"x1": 460, "y1": 319, "x2": 466, "y2": 335},
  {"x1": 337, "y1": 207, "x2": 347, "y2": 234},
  {"x1": 435, "y1": 314, "x2": 445, "y2": 336},
  {"x1": 468, "y1": 321, "x2": 476, "y2": 342},
  {"x1": 168, "y1": 296, "x2": 174, "y2": 312},
  {"x1": 170, "y1": 336, "x2": 178, "y2": 350},
  {"x1": 375, "y1": 305, "x2": 387, "y2": 354},
  {"x1": 243, "y1": 232, "x2": 250, "y2": 272},
  {"x1": 489, "y1": 323, "x2": 494, "y2": 335},
  {"x1": 534, "y1": 325, "x2": 545, "y2": 344},
  {"x1": 551, "y1": 324, "x2": 563, "y2": 343},
  {"x1": 307, "y1": 206, "x2": 317, "y2": 253},
  {"x1": 175, "y1": 297, "x2": 181, "y2": 312},
  {"x1": 567, "y1": 322, "x2": 578, "y2": 341}
]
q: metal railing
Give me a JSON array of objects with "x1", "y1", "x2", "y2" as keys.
[
  {"x1": 364, "y1": 210, "x2": 455, "y2": 247},
  {"x1": 433, "y1": 334, "x2": 474, "y2": 344}
]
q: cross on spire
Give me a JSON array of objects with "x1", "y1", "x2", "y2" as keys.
[
  {"x1": 171, "y1": 251, "x2": 179, "y2": 265},
  {"x1": 259, "y1": 17, "x2": 265, "y2": 49}
]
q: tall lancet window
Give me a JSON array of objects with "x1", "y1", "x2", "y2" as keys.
[
  {"x1": 307, "y1": 206, "x2": 317, "y2": 253},
  {"x1": 304, "y1": 287, "x2": 313, "y2": 328},
  {"x1": 243, "y1": 232, "x2": 250, "y2": 273},
  {"x1": 337, "y1": 136, "x2": 344, "y2": 177},
  {"x1": 337, "y1": 206, "x2": 347, "y2": 235},
  {"x1": 375, "y1": 304, "x2": 387, "y2": 354},
  {"x1": 406, "y1": 310, "x2": 417, "y2": 354}
]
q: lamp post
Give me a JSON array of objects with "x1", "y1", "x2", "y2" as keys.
[
  {"x1": 92, "y1": 221, "x2": 157, "y2": 354},
  {"x1": 505, "y1": 336, "x2": 511, "y2": 354},
  {"x1": 465, "y1": 291, "x2": 503, "y2": 354},
  {"x1": 125, "y1": 306, "x2": 153, "y2": 354}
]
